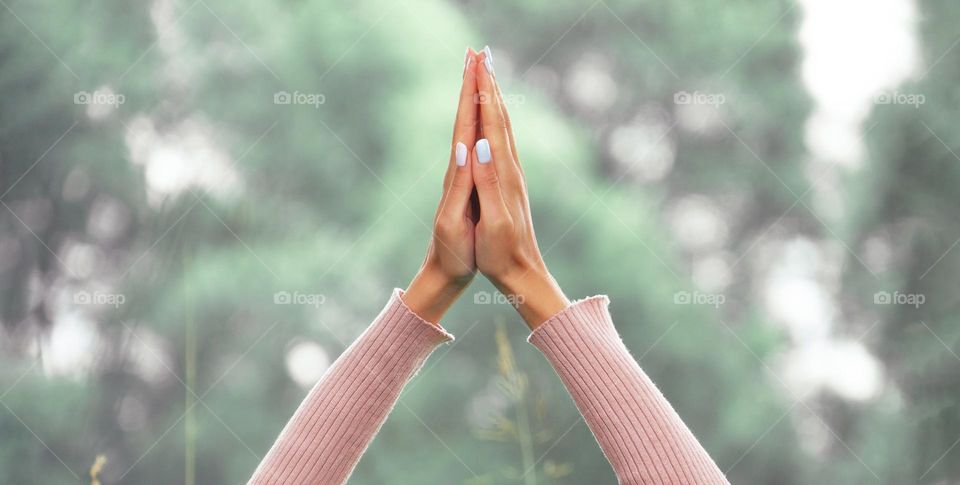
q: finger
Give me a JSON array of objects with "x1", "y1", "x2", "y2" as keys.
[
  {"x1": 437, "y1": 142, "x2": 474, "y2": 222},
  {"x1": 476, "y1": 47, "x2": 521, "y2": 187},
  {"x1": 491, "y1": 75, "x2": 525, "y2": 179},
  {"x1": 443, "y1": 47, "x2": 480, "y2": 191},
  {"x1": 474, "y1": 53, "x2": 484, "y2": 145},
  {"x1": 472, "y1": 138, "x2": 510, "y2": 222},
  {"x1": 454, "y1": 47, "x2": 480, "y2": 147},
  {"x1": 484, "y1": 48, "x2": 521, "y2": 174},
  {"x1": 490, "y1": 74, "x2": 530, "y2": 194}
]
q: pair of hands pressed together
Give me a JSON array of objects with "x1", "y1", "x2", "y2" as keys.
[
  {"x1": 402, "y1": 47, "x2": 570, "y2": 329},
  {"x1": 253, "y1": 48, "x2": 729, "y2": 485}
]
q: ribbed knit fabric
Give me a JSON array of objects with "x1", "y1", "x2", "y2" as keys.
[
  {"x1": 248, "y1": 289, "x2": 453, "y2": 485},
  {"x1": 529, "y1": 296, "x2": 729, "y2": 485},
  {"x1": 250, "y1": 292, "x2": 728, "y2": 485}
]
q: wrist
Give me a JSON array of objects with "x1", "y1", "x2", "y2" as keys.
[
  {"x1": 496, "y1": 264, "x2": 569, "y2": 330},
  {"x1": 402, "y1": 264, "x2": 472, "y2": 324}
]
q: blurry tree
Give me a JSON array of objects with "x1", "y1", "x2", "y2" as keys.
[
  {"x1": 5, "y1": 0, "x2": 955, "y2": 484},
  {"x1": 847, "y1": 0, "x2": 960, "y2": 482}
]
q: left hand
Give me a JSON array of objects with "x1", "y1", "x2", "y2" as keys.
[{"x1": 402, "y1": 48, "x2": 481, "y2": 322}]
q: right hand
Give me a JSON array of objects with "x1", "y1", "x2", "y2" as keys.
[
  {"x1": 470, "y1": 49, "x2": 570, "y2": 329},
  {"x1": 402, "y1": 48, "x2": 482, "y2": 323}
]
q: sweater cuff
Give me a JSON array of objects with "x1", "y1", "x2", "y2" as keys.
[
  {"x1": 388, "y1": 288, "x2": 455, "y2": 344},
  {"x1": 527, "y1": 295, "x2": 612, "y2": 346}
]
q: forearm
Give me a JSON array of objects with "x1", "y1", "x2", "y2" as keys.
[
  {"x1": 529, "y1": 296, "x2": 729, "y2": 485},
  {"x1": 249, "y1": 289, "x2": 453, "y2": 485}
]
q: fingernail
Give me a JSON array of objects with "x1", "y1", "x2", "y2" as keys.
[
  {"x1": 477, "y1": 139, "x2": 491, "y2": 164},
  {"x1": 482, "y1": 45, "x2": 495, "y2": 76},
  {"x1": 456, "y1": 142, "x2": 468, "y2": 166},
  {"x1": 462, "y1": 48, "x2": 472, "y2": 77}
]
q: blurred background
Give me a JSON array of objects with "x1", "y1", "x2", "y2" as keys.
[{"x1": 1, "y1": 0, "x2": 958, "y2": 483}]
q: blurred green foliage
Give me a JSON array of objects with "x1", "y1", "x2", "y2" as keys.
[{"x1": 1, "y1": 0, "x2": 958, "y2": 483}]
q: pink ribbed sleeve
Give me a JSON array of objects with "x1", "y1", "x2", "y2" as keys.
[
  {"x1": 529, "y1": 296, "x2": 729, "y2": 485},
  {"x1": 249, "y1": 289, "x2": 453, "y2": 485}
]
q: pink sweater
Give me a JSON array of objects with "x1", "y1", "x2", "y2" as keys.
[{"x1": 249, "y1": 290, "x2": 728, "y2": 484}]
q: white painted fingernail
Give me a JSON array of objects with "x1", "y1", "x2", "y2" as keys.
[
  {"x1": 462, "y1": 48, "x2": 472, "y2": 77},
  {"x1": 477, "y1": 139, "x2": 491, "y2": 164},
  {"x1": 482, "y1": 45, "x2": 495, "y2": 76},
  {"x1": 456, "y1": 142, "x2": 468, "y2": 166}
]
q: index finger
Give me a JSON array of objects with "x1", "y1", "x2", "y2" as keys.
[
  {"x1": 476, "y1": 47, "x2": 522, "y2": 186},
  {"x1": 443, "y1": 48, "x2": 480, "y2": 191},
  {"x1": 452, "y1": 48, "x2": 480, "y2": 152}
]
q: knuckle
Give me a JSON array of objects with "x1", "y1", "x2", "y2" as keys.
[
  {"x1": 434, "y1": 217, "x2": 459, "y2": 238},
  {"x1": 450, "y1": 177, "x2": 470, "y2": 191},
  {"x1": 484, "y1": 116, "x2": 508, "y2": 130},
  {"x1": 506, "y1": 176, "x2": 524, "y2": 192},
  {"x1": 487, "y1": 215, "x2": 513, "y2": 235},
  {"x1": 474, "y1": 91, "x2": 493, "y2": 105},
  {"x1": 455, "y1": 119, "x2": 479, "y2": 131},
  {"x1": 477, "y1": 168, "x2": 500, "y2": 187}
]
